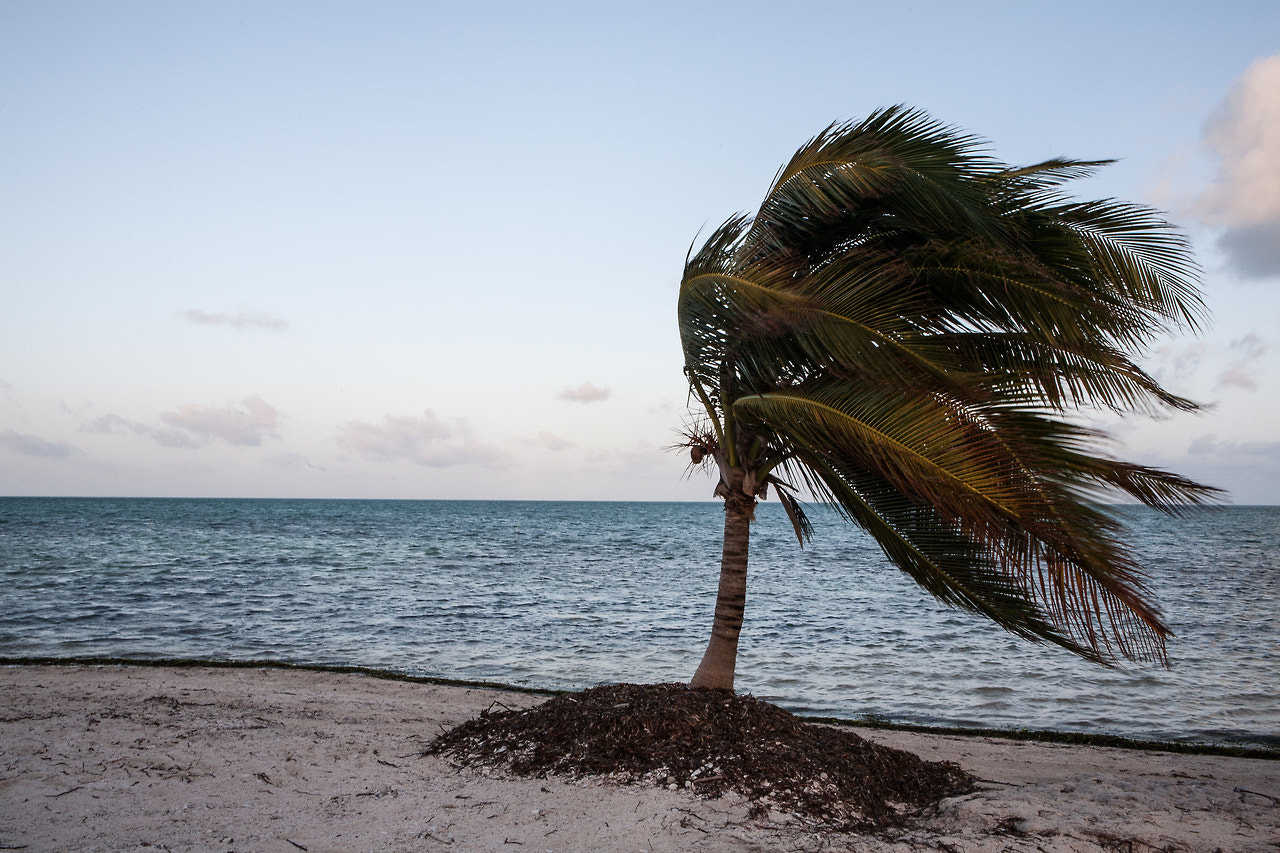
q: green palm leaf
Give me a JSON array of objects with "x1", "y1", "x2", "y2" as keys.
[{"x1": 680, "y1": 105, "x2": 1218, "y2": 689}]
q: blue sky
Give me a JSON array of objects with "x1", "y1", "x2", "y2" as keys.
[{"x1": 3, "y1": 1, "x2": 1279, "y2": 502}]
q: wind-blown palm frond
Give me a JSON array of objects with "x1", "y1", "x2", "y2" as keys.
[{"x1": 680, "y1": 106, "x2": 1217, "y2": 682}]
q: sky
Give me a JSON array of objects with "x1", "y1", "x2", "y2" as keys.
[{"x1": 2, "y1": 1, "x2": 1279, "y2": 503}]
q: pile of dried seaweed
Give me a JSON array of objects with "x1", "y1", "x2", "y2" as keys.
[{"x1": 423, "y1": 682, "x2": 973, "y2": 831}]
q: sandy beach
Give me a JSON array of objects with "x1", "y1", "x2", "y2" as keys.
[{"x1": 1, "y1": 665, "x2": 1276, "y2": 852}]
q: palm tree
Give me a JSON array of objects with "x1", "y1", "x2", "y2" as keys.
[{"x1": 679, "y1": 106, "x2": 1218, "y2": 691}]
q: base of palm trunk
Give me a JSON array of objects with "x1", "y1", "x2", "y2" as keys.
[
  {"x1": 690, "y1": 633, "x2": 738, "y2": 690},
  {"x1": 689, "y1": 487, "x2": 755, "y2": 691}
]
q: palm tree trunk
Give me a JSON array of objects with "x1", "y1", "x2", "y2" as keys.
[{"x1": 690, "y1": 488, "x2": 756, "y2": 690}]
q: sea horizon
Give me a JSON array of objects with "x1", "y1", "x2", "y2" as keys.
[
  {"x1": 3, "y1": 497, "x2": 1276, "y2": 748},
  {"x1": 6, "y1": 494, "x2": 1277, "y2": 507}
]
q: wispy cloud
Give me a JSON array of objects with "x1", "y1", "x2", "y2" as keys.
[
  {"x1": 270, "y1": 452, "x2": 326, "y2": 472},
  {"x1": 558, "y1": 381, "x2": 612, "y2": 403},
  {"x1": 1216, "y1": 333, "x2": 1269, "y2": 391},
  {"x1": 1188, "y1": 433, "x2": 1280, "y2": 459},
  {"x1": 528, "y1": 431, "x2": 572, "y2": 452},
  {"x1": 88, "y1": 396, "x2": 281, "y2": 448},
  {"x1": 0, "y1": 379, "x2": 18, "y2": 413},
  {"x1": 1149, "y1": 341, "x2": 1211, "y2": 387},
  {"x1": 183, "y1": 309, "x2": 289, "y2": 331},
  {"x1": 0, "y1": 430, "x2": 82, "y2": 460},
  {"x1": 582, "y1": 441, "x2": 665, "y2": 473},
  {"x1": 336, "y1": 411, "x2": 511, "y2": 468},
  {"x1": 160, "y1": 395, "x2": 281, "y2": 446},
  {"x1": 87, "y1": 413, "x2": 199, "y2": 448},
  {"x1": 1149, "y1": 334, "x2": 1271, "y2": 393},
  {"x1": 1195, "y1": 53, "x2": 1280, "y2": 280}
]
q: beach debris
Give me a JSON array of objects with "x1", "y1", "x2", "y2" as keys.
[{"x1": 423, "y1": 682, "x2": 972, "y2": 832}]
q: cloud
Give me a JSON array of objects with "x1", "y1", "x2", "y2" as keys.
[
  {"x1": 270, "y1": 452, "x2": 326, "y2": 472},
  {"x1": 582, "y1": 440, "x2": 665, "y2": 473},
  {"x1": 1149, "y1": 334, "x2": 1270, "y2": 393},
  {"x1": 558, "y1": 381, "x2": 612, "y2": 403},
  {"x1": 159, "y1": 395, "x2": 281, "y2": 446},
  {"x1": 88, "y1": 396, "x2": 281, "y2": 448},
  {"x1": 0, "y1": 379, "x2": 19, "y2": 414},
  {"x1": 531, "y1": 431, "x2": 572, "y2": 451},
  {"x1": 1215, "y1": 223, "x2": 1280, "y2": 279},
  {"x1": 336, "y1": 411, "x2": 511, "y2": 468},
  {"x1": 87, "y1": 413, "x2": 200, "y2": 448},
  {"x1": 1173, "y1": 433, "x2": 1280, "y2": 504},
  {"x1": 1149, "y1": 341, "x2": 1210, "y2": 386},
  {"x1": 1215, "y1": 333, "x2": 1269, "y2": 391},
  {"x1": 1215, "y1": 364, "x2": 1256, "y2": 391},
  {"x1": 1188, "y1": 433, "x2": 1280, "y2": 459},
  {"x1": 1195, "y1": 54, "x2": 1280, "y2": 280},
  {"x1": 183, "y1": 309, "x2": 289, "y2": 331},
  {"x1": 0, "y1": 430, "x2": 82, "y2": 460}
]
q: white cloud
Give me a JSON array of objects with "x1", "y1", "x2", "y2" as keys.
[
  {"x1": 1149, "y1": 341, "x2": 1210, "y2": 387},
  {"x1": 183, "y1": 308, "x2": 289, "y2": 331},
  {"x1": 1215, "y1": 333, "x2": 1269, "y2": 391},
  {"x1": 532, "y1": 431, "x2": 572, "y2": 451},
  {"x1": 336, "y1": 411, "x2": 511, "y2": 468},
  {"x1": 1195, "y1": 53, "x2": 1280, "y2": 280},
  {"x1": 558, "y1": 381, "x2": 612, "y2": 403},
  {"x1": 0, "y1": 430, "x2": 81, "y2": 460},
  {"x1": 159, "y1": 395, "x2": 281, "y2": 446},
  {"x1": 89, "y1": 396, "x2": 281, "y2": 448},
  {"x1": 1216, "y1": 364, "x2": 1256, "y2": 391}
]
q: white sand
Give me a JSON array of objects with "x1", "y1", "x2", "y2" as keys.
[{"x1": 1, "y1": 664, "x2": 1276, "y2": 852}]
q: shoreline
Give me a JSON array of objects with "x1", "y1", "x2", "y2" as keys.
[
  {"x1": 3, "y1": 663, "x2": 1278, "y2": 852},
  {"x1": 4, "y1": 655, "x2": 1275, "y2": 760}
]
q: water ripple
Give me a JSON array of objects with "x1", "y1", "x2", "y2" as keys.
[{"x1": 0, "y1": 497, "x2": 1276, "y2": 747}]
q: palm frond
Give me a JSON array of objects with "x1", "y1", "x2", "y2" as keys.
[
  {"x1": 787, "y1": 455, "x2": 1171, "y2": 664},
  {"x1": 768, "y1": 476, "x2": 813, "y2": 546},
  {"x1": 678, "y1": 106, "x2": 1215, "y2": 666},
  {"x1": 934, "y1": 332, "x2": 1200, "y2": 413}
]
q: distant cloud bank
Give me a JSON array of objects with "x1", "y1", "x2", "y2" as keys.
[
  {"x1": 160, "y1": 395, "x2": 281, "y2": 446},
  {"x1": 1197, "y1": 53, "x2": 1280, "y2": 280},
  {"x1": 336, "y1": 411, "x2": 510, "y2": 468},
  {"x1": 89, "y1": 395, "x2": 281, "y2": 448},
  {"x1": 1189, "y1": 433, "x2": 1280, "y2": 460},
  {"x1": 183, "y1": 309, "x2": 289, "y2": 330},
  {"x1": 0, "y1": 430, "x2": 81, "y2": 460},
  {"x1": 558, "y1": 381, "x2": 612, "y2": 403}
]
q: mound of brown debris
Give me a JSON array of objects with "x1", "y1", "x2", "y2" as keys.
[{"x1": 424, "y1": 682, "x2": 973, "y2": 831}]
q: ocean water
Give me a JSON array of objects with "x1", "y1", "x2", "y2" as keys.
[{"x1": 0, "y1": 497, "x2": 1275, "y2": 748}]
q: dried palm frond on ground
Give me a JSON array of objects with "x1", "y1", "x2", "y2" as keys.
[{"x1": 423, "y1": 682, "x2": 973, "y2": 832}]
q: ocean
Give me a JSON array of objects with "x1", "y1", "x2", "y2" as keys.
[{"x1": 0, "y1": 497, "x2": 1276, "y2": 748}]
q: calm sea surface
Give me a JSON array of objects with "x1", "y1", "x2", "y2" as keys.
[{"x1": 1, "y1": 497, "x2": 1276, "y2": 747}]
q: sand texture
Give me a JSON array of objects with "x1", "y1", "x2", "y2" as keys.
[{"x1": 1, "y1": 664, "x2": 1276, "y2": 852}]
